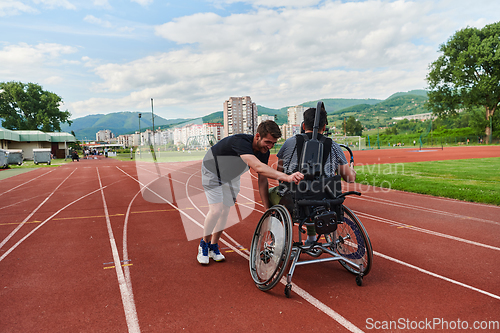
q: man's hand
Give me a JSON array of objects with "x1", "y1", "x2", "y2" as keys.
[{"x1": 286, "y1": 172, "x2": 304, "y2": 184}]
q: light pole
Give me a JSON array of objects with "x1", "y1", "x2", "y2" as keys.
[
  {"x1": 151, "y1": 98, "x2": 155, "y2": 146},
  {"x1": 377, "y1": 117, "x2": 380, "y2": 149},
  {"x1": 138, "y1": 113, "x2": 142, "y2": 146}
]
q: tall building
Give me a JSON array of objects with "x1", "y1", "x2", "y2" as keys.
[
  {"x1": 223, "y1": 96, "x2": 258, "y2": 137},
  {"x1": 287, "y1": 105, "x2": 307, "y2": 125}
]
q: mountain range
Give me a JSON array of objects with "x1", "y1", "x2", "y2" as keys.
[{"x1": 60, "y1": 90, "x2": 428, "y2": 140}]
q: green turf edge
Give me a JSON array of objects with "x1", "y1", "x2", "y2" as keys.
[{"x1": 354, "y1": 157, "x2": 500, "y2": 206}]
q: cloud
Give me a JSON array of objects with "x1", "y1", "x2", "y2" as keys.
[
  {"x1": 84, "y1": 14, "x2": 113, "y2": 28},
  {"x1": 130, "y1": 0, "x2": 153, "y2": 6},
  {"x1": 0, "y1": 0, "x2": 37, "y2": 16},
  {"x1": 70, "y1": 0, "x2": 500, "y2": 117},
  {"x1": 0, "y1": 42, "x2": 79, "y2": 86},
  {"x1": 32, "y1": 0, "x2": 77, "y2": 10},
  {"x1": 209, "y1": 0, "x2": 322, "y2": 9}
]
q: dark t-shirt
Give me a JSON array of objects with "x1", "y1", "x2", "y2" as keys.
[{"x1": 203, "y1": 134, "x2": 270, "y2": 183}]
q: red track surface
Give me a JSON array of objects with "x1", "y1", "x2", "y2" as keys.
[{"x1": 1, "y1": 146, "x2": 499, "y2": 332}]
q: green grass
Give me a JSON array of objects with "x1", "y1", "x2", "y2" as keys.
[
  {"x1": 355, "y1": 157, "x2": 500, "y2": 205},
  {"x1": 6, "y1": 159, "x2": 72, "y2": 168}
]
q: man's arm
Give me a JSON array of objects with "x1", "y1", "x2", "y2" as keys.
[
  {"x1": 338, "y1": 163, "x2": 356, "y2": 183},
  {"x1": 240, "y1": 154, "x2": 303, "y2": 184},
  {"x1": 258, "y1": 174, "x2": 270, "y2": 210}
]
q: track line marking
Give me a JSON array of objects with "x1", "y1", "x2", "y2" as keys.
[
  {"x1": 0, "y1": 186, "x2": 107, "y2": 263},
  {"x1": 0, "y1": 168, "x2": 77, "y2": 250},
  {"x1": 0, "y1": 168, "x2": 55, "y2": 198},
  {"x1": 97, "y1": 168, "x2": 140, "y2": 333},
  {"x1": 375, "y1": 251, "x2": 500, "y2": 301},
  {"x1": 356, "y1": 211, "x2": 500, "y2": 252}
]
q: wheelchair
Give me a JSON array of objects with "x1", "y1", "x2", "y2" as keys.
[{"x1": 249, "y1": 144, "x2": 373, "y2": 298}]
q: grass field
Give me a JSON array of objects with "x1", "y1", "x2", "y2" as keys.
[{"x1": 355, "y1": 157, "x2": 500, "y2": 205}]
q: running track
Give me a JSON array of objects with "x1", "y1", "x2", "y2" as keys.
[{"x1": 0, "y1": 146, "x2": 499, "y2": 332}]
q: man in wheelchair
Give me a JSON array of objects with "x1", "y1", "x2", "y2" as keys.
[
  {"x1": 274, "y1": 106, "x2": 356, "y2": 245},
  {"x1": 250, "y1": 103, "x2": 372, "y2": 296}
]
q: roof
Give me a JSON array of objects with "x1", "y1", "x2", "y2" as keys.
[
  {"x1": 0, "y1": 128, "x2": 20, "y2": 141},
  {"x1": 16, "y1": 130, "x2": 51, "y2": 142},
  {"x1": 47, "y1": 132, "x2": 76, "y2": 143},
  {"x1": 0, "y1": 129, "x2": 75, "y2": 143}
]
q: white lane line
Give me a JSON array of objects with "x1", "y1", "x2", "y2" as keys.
[
  {"x1": 0, "y1": 186, "x2": 106, "y2": 263},
  {"x1": 350, "y1": 194, "x2": 500, "y2": 226},
  {"x1": 375, "y1": 251, "x2": 500, "y2": 301},
  {"x1": 122, "y1": 176, "x2": 162, "y2": 294},
  {"x1": 356, "y1": 211, "x2": 500, "y2": 252},
  {"x1": 0, "y1": 168, "x2": 77, "y2": 250},
  {"x1": 0, "y1": 168, "x2": 55, "y2": 197},
  {"x1": 122, "y1": 165, "x2": 365, "y2": 333},
  {"x1": 96, "y1": 168, "x2": 140, "y2": 333}
]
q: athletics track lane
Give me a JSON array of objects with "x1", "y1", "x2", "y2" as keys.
[{"x1": 0, "y1": 146, "x2": 499, "y2": 332}]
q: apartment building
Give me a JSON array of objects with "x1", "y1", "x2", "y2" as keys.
[
  {"x1": 257, "y1": 114, "x2": 275, "y2": 124},
  {"x1": 173, "y1": 123, "x2": 224, "y2": 147},
  {"x1": 287, "y1": 105, "x2": 307, "y2": 125},
  {"x1": 96, "y1": 129, "x2": 114, "y2": 142},
  {"x1": 223, "y1": 96, "x2": 258, "y2": 137}
]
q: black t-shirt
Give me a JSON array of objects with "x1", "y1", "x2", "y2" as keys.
[{"x1": 203, "y1": 134, "x2": 270, "y2": 182}]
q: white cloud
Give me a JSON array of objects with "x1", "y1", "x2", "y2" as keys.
[
  {"x1": 69, "y1": 0, "x2": 500, "y2": 117},
  {"x1": 32, "y1": 0, "x2": 77, "y2": 10},
  {"x1": 84, "y1": 14, "x2": 113, "y2": 28},
  {"x1": 0, "y1": 0, "x2": 37, "y2": 16},
  {"x1": 209, "y1": 0, "x2": 322, "y2": 9},
  {"x1": 0, "y1": 42, "x2": 79, "y2": 87},
  {"x1": 130, "y1": 0, "x2": 153, "y2": 6}
]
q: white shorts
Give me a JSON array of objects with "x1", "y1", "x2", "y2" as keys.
[{"x1": 201, "y1": 164, "x2": 240, "y2": 207}]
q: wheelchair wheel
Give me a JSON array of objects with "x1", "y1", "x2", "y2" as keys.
[
  {"x1": 325, "y1": 206, "x2": 373, "y2": 276},
  {"x1": 249, "y1": 205, "x2": 292, "y2": 291}
]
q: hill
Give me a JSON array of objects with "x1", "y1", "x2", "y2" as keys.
[
  {"x1": 57, "y1": 90, "x2": 428, "y2": 140},
  {"x1": 60, "y1": 111, "x2": 192, "y2": 140},
  {"x1": 328, "y1": 91, "x2": 428, "y2": 130}
]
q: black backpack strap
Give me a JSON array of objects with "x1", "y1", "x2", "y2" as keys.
[
  {"x1": 295, "y1": 133, "x2": 308, "y2": 167},
  {"x1": 320, "y1": 135, "x2": 332, "y2": 166}
]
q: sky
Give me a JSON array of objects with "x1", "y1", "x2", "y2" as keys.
[{"x1": 1, "y1": 0, "x2": 499, "y2": 121}]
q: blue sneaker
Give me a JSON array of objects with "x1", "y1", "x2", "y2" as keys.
[
  {"x1": 197, "y1": 239, "x2": 209, "y2": 265},
  {"x1": 208, "y1": 242, "x2": 225, "y2": 262}
]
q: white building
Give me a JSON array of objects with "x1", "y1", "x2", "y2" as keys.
[
  {"x1": 96, "y1": 129, "x2": 114, "y2": 142},
  {"x1": 173, "y1": 123, "x2": 223, "y2": 147},
  {"x1": 288, "y1": 105, "x2": 307, "y2": 125},
  {"x1": 280, "y1": 124, "x2": 301, "y2": 141}
]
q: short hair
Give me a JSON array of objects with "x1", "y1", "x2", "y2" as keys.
[
  {"x1": 303, "y1": 107, "x2": 328, "y2": 131},
  {"x1": 257, "y1": 120, "x2": 282, "y2": 139}
]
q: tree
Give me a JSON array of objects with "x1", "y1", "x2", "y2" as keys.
[
  {"x1": 426, "y1": 21, "x2": 500, "y2": 139},
  {"x1": 0, "y1": 81, "x2": 72, "y2": 131},
  {"x1": 345, "y1": 116, "x2": 363, "y2": 136}
]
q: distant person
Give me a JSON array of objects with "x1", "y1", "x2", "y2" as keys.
[
  {"x1": 71, "y1": 150, "x2": 79, "y2": 162},
  {"x1": 197, "y1": 120, "x2": 304, "y2": 265}
]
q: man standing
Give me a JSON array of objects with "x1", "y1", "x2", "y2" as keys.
[{"x1": 197, "y1": 120, "x2": 303, "y2": 264}]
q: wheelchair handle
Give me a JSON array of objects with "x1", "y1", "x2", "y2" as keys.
[
  {"x1": 337, "y1": 191, "x2": 361, "y2": 198},
  {"x1": 339, "y1": 144, "x2": 354, "y2": 164}
]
